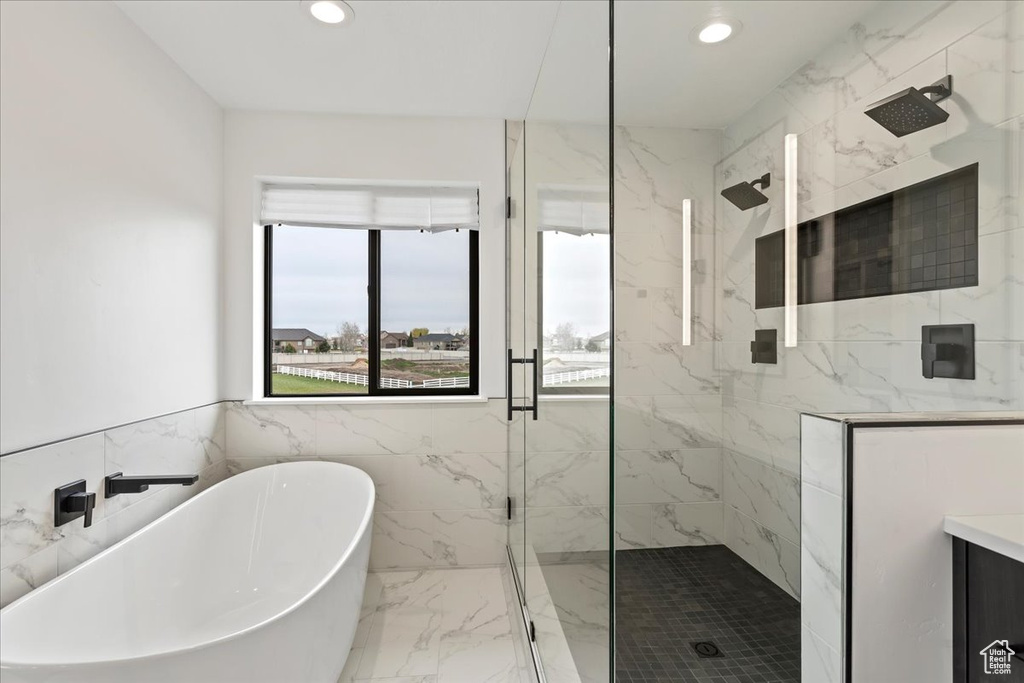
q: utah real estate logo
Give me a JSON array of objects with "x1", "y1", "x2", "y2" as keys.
[{"x1": 980, "y1": 640, "x2": 1016, "y2": 675}]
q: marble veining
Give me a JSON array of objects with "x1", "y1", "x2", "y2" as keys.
[
  {"x1": 802, "y1": 625, "x2": 842, "y2": 683},
  {"x1": 800, "y1": 483, "x2": 844, "y2": 649},
  {"x1": 226, "y1": 403, "x2": 315, "y2": 457},
  {"x1": 616, "y1": 449, "x2": 720, "y2": 505},
  {"x1": 614, "y1": 505, "x2": 652, "y2": 550},
  {"x1": 0, "y1": 434, "x2": 104, "y2": 568},
  {"x1": 651, "y1": 502, "x2": 723, "y2": 548},
  {"x1": 0, "y1": 404, "x2": 228, "y2": 608},
  {"x1": 342, "y1": 567, "x2": 527, "y2": 683},
  {"x1": 724, "y1": 506, "x2": 799, "y2": 598},
  {"x1": 526, "y1": 451, "x2": 608, "y2": 508},
  {"x1": 723, "y1": 450, "x2": 800, "y2": 545},
  {"x1": 317, "y1": 404, "x2": 432, "y2": 456}
]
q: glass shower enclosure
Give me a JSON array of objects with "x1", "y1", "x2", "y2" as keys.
[
  {"x1": 507, "y1": 0, "x2": 1022, "y2": 681},
  {"x1": 506, "y1": 1, "x2": 613, "y2": 681}
]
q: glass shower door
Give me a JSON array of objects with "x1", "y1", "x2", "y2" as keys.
[
  {"x1": 507, "y1": 120, "x2": 528, "y2": 609},
  {"x1": 508, "y1": 2, "x2": 613, "y2": 681}
]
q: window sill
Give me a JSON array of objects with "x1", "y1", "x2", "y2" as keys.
[{"x1": 244, "y1": 395, "x2": 491, "y2": 406}]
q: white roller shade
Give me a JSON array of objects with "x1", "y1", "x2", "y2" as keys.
[
  {"x1": 261, "y1": 183, "x2": 480, "y2": 231},
  {"x1": 537, "y1": 186, "x2": 609, "y2": 235}
]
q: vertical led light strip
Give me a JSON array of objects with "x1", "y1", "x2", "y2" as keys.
[
  {"x1": 681, "y1": 198, "x2": 693, "y2": 347},
  {"x1": 784, "y1": 134, "x2": 798, "y2": 347}
]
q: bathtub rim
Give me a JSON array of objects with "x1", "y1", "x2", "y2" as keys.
[{"x1": 0, "y1": 460, "x2": 375, "y2": 670}]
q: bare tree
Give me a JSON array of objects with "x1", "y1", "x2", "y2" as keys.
[
  {"x1": 553, "y1": 322, "x2": 578, "y2": 352},
  {"x1": 335, "y1": 321, "x2": 362, "y2": 352}
]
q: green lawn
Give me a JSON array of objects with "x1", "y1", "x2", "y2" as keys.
[{"x1": 272, "y1": 374, "x2": 367, "y2": 395}]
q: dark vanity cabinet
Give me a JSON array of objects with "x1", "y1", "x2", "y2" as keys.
[{"x1": 953, "y1": 539, "x2": 1024, "y2": 682}]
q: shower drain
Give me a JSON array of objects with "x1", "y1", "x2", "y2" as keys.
[{"x1": 693, "y1": 641, "x2": 723, "y2": 658}]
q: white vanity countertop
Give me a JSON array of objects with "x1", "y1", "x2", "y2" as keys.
[{"x1": 943, "y1": 514, "x2": 1024, "y2": 563}]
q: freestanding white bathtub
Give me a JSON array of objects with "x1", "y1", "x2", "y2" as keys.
[{"x1": 0, "y1": 461, "x2": 374, "y2": 683}]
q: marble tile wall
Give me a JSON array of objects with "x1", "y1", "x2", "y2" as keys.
[
  {"x1": 520, "y1": 122, "x2": 723, "y2": 558},
  {"x1": 500, "y1": 398, "x2": 612, "y2": 558},
  {"x1": 716, "y1": 0, "x2": 1023, "y2": 598},
  {"x1": 799, "y1": 415, "x2": 846, "y2": 681},
  {"x1": 225, "y1": 400, "x2": 509, "y2": 571},
  {"x1": 613, "y1": 125, "x2": 726, "y2": 553},
  {"x1": 0, "y1": 403, "x2": 228, "y2": 608}
]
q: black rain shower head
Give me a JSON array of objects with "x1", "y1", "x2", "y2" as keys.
[
  {"x1": 721, "y1": 173, "x2": 770, "y2": 211},
  {"x1": 864, "y1": 75, "x2": 952, "y2": 137}
]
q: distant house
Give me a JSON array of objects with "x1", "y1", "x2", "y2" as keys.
[
  {"x1": 589, "y1": 331, "x2": 611, "y2": 351},
  {"x1": 413, "y1": 333, "x2": 462, "y2": 351},
  {"x1": 380, "y1": 331, "x2": 410, "y2": 349},
  {"x1": 273, "y1": 328, "x2": 326, "y2": 353}
]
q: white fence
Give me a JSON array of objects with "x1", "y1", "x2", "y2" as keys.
[
  {"x1": 543, "y1": 367, "x2": 610, "y2": 386},
  {"x1": 422, "y1": 376, "x2": 471, "y2": 388},
  {"x1": 277, "y1": 364, "x2": 606, "y2": 389},
  {"x1": 276, "y1": 365, "x2": 372, "y2": 386},
  {"x1": 275, "y1": 365, "x2": 466, "y2": 389},
  {"x1": 272, "y1": 350, "x2": 469, "y2": 365},
  {"x1": 541, "y1": 351, "x2": 610, "y2": 363}
]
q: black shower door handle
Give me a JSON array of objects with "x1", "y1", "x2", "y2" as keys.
[{"x1": 506, "y1": 348, "x2": 539, "y2": 421}]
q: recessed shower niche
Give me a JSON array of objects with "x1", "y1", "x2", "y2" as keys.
[{"x1": 756, "y1": 163, "x2": 979, "y2": 308}]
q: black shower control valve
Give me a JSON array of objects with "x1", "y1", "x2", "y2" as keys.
[
  {"x1": 54, "y1": 480, "x2": 97, "y2": 528},
  {"x1": 750, "y1": 329, "x2": 778, "y2": 365},
  {"x1": 921, "y1": 324, "x2": 974, "y2": 380}
]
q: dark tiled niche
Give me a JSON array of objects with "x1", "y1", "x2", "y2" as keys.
[{"x1": 755, "y1": 163, "x2": 979, "y2": 309}]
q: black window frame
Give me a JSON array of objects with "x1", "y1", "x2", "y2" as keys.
[{"x1": 264, "y1": 224, "x2": 479, "y2": 398}]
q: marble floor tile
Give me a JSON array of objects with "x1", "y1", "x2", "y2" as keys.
[
  {"x1": 348, "y1": 567, "x2": 528, "y2": 683},
  {"x1": 339, "y1": 648, "x2": 363, "y2": 683},
  {"x1": 357, "y1": 571, "x2": 445, "y2": 679},
  {"x1": 354, "y1": 573, "x2": 384, "y2": 648},
  {"x1": 437, "y1": 633, "x2": 520, "y2": 683},
  {"x1": 439, "y1": 567, "x2": 514, "y2": 638}
]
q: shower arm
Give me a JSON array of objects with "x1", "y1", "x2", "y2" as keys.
[
  {"x1": 749, "y1": 173, "x2": 771, "y2": 190},
  {"x1": 919, "y1": 75, "x2": 952, "y2": 102}
]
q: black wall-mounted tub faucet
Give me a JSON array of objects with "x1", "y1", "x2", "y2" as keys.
[{"x1": 105, "y1": 472, "x2": 199, "y2": 498}]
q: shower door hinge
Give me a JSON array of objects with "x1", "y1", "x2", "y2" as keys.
[
  {"x1": 530, "y1": 621, "x2": 536, "y2": 642},
  {"x1": 507, "y1": 496, "x2": 513, "y2": 521}
]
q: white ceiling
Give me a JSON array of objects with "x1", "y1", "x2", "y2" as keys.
[
  {"x1": 117, "y1": 0, "x2": 880, "y2": 127},
  {"x1": 613, "y1": 0, "x2": 881, "y2": 127},
  {"x1": 115, "y1": 0, "x2": 561, "y2": 119}
]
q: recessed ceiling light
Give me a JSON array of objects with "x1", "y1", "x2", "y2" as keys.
[
  {"x1": 692, "y1": 18, "x2": 741, "y2": 45},
  {"x1": 699, "y1": 22, "x2": 732, "y2": 43},
  {"x1": 301, "y1": 0, "x2": 354, "y2": 26}
]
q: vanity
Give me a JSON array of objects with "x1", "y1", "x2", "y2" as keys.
[
  {"x1": 946, "y1": 514, "x2": 1024, "y2": 682},
  {"x1": 800, "y1": 412, "x2": 1024, "y2": 683}
]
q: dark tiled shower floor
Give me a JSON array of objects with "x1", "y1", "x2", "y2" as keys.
[{"x1": 616, "y1": 545, "x2": 800, "y2": 683}]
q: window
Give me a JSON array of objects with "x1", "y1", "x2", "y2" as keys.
[
  {"x1": 267, "y1": 226, "x2": 369, "y2": 395},
  {"x1": 538, "y1": 231, "x2": 610, "y2": 393},
  {"x1": 262, "y1": 183, "x2": 480, "y2": 398},
  {"x1": 536, "y1": 187, "x2": 610, "y2": 394},
  {"x1": 379, "y1": 230, "x2": 474, "y2": 390}
]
